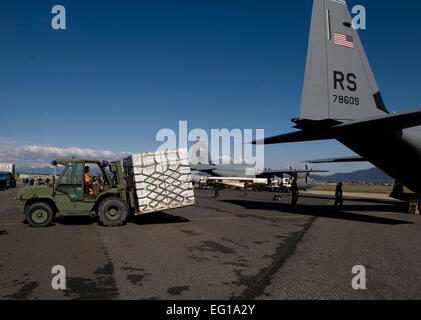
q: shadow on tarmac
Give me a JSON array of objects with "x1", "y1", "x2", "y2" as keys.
[
  {"x1": 51, "y1": 212, "x2": 189, "y2": 226},
  {"x1": 53, "y1": 216, "x2": 98, "y2": 226},
  {"x1": 222, "y1": 199, "x2": 413, "y2": 226},
  {"x1": 299, "y1": 194, "x2": 403, "y2": 205},
  {"x1": 129, "y1": 212, "x2": 190, "y2": 225}
]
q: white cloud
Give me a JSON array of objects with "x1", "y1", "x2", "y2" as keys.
[{"x1": 0, "y1": 145, "x2": 131, "y2": 168}]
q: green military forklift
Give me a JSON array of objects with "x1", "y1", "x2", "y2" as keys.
[{"x1": 16, "y1": 158, "x2": 137, "y2": 228}]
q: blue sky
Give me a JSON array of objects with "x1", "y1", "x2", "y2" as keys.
[{"x1": 0, "y1": 0, "x2": 420, "y2": 172}]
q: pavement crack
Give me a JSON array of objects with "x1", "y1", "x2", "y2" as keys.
[
  {"x1": 231, "y1": 217, "x2": 317, "y2": 300},
  {"x1": 64, "y1": 228, "x2": 120, "y2": 300}
]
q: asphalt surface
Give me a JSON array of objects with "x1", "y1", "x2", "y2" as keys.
[{"x1": 1, "y1": 185, "x2": 420, "y2": 300}]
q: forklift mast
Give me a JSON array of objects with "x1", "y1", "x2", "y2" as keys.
[{"x1": 109, "y1": 160, "x2": 136, "y2": 209}]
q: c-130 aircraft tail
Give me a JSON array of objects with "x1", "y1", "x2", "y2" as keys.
[
  {"x1": 254, "y1": 0, "x2": 421, "y2": 197},
  {"x1": 300, "y1": 0, "x2": 388, "y2": 121}
]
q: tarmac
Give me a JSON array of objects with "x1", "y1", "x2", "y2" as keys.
[{"x1": 1, "y1": 185, "x2": 421, "y2": 300}]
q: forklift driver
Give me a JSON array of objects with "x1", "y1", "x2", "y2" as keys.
[{"x1": 84, "y1": 166, "x2": 94, "y2": 196}]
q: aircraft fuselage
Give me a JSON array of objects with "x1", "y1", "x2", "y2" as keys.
[{"x1": 336, "y1": 126, "x2": 421, "y2": 194}]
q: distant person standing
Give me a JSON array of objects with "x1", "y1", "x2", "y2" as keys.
[
  {"x1": 335, "y1": 182, "x2": 344, "y2": 208},
  {"x1": 25, "y1": 178, "x2": 29, "y2": 186},
  {"x1": 392, "y1": 182, "x2": 404, "y2": 197},
  {"x1": 244, "y1": 183, "x2": 248, "y2": 197},
  {"x1": 214, "y1": 184, "x2": 220, "y2": 198},
  {"x1": 291, "y1": 178, "x2": 299, "y2": 206}
]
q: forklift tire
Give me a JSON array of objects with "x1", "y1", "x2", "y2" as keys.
[
  {"x1": 97, "y1": 197, "x2": 129, "y2": 227},
  {"x1": 26, "y1": 202, "x2": 54, "y2": 228}
]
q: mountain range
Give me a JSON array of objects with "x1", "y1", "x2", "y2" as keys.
[
  {"x1": 17, "y1": 166, "x2": 59, "y2": 175},
  {"x1": 311, "y1": 167, "x2": 394, "y2": 184}
]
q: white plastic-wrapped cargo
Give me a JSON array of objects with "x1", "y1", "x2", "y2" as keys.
[
  {"x1": 0, "y1": 163, "x2": 15, "y2": 174},
  {"x1": 123, "y1": 149, "x2": 195, "y2": 215}
]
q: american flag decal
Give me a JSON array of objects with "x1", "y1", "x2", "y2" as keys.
[{"x1": 334, "y1": 32, "x2": 354, "y2": 48}]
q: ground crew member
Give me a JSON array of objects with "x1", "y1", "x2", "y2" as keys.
[
  {"x1": 84, "y1": 166, "x2": 90, "y2": 183},
  {"x1": 244, "y1": 183, "x2": 248, "y2": 197},
  {"x1": 214, "y1": 184, "x2": 220, "y2": 198},
  {"x1": 84, "y1": 166, "x2": 94, "y2": 196},
  {"x1": 335, "y1": 182, "x2": 344, "y2": 208},
  {"x1": 291, "y1": 177, "x2": 299, "y2": 206},
  {"x1": 392, "y1": 182, "x2": 404, "y2": 197}
]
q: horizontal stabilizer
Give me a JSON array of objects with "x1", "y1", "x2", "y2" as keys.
[
  {"x1": 331, "y1": 109, "x2": 421, "y2": 134},
  {"x1": 252, "y1": 130, "x2": 331, "y2": 145},
  {"x1": 305, "y1": 156, "x2": 367, "y2": 164}
]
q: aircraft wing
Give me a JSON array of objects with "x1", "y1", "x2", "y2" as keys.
[
  {"x1": 257, "y1": 169, "x2": 328, "y2": 179},
  {"x1": 305, "y1": 156, "x2": 367, "y2": 164},
  {"x1": 190, "y1": 164, "x2": 216, "y2": 173},
  {"x1": 252, "y1": 130, "x2": 331, "y2": 145}
]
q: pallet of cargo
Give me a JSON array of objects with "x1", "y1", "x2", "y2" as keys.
[{"x1": 123, "y1": 149, "x2": 195, "y2": 215}]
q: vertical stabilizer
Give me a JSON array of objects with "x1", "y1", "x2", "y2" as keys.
[
  {"x1": 300, "y1": 0, "x2": 388, "y2": 121},
  {"x1": 190, "y1": 137, "x2": 213, "y2": 165}
]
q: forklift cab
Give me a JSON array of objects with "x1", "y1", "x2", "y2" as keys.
[{"x1": 54, "y1": 159, "x2": 112, "y2": 202}]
